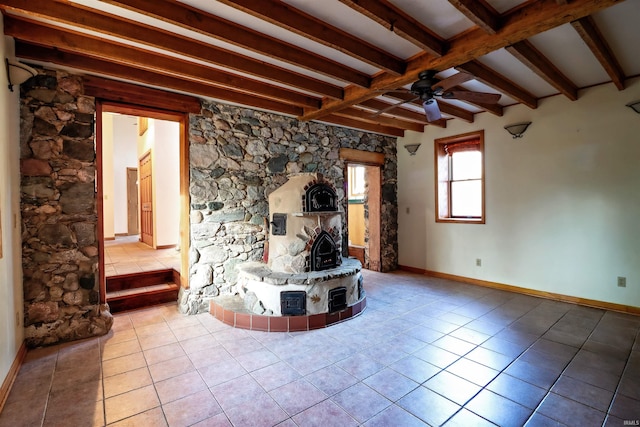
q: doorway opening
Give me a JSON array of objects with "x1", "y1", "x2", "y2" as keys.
[
  {"x1": 97, "y1": 102, "x2": 188, "y2": 312},
  {"x1": 342, "y1": 148, "x2": 384, "y2": 272}
]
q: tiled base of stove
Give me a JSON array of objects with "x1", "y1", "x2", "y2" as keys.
[{"x1": 209, "y1": 294, "x2": 366, "y2": 332}]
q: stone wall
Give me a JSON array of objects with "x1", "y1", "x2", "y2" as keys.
[
  {"x1": 20, "y1": 70, "x2": 112, "y2": 346},
  {"x1": 180, "y1": 101, "x2": 398, "y2": 314}
]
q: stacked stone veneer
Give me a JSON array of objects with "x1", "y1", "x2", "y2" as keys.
[
  {"x1": 181, "y1": 101, "x2": 398, "y2": 314},
  {"x1": 20, "y1": 70, "x2": 112, "y2": 346}
]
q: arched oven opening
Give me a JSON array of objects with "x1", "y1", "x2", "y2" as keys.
[{"x1": 308, "y1": 230, "x2": 341, "y2": 271}]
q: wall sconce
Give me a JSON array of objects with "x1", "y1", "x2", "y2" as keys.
[
  {"x1": 626, "y1": 101, "x2": 640, "y2": 114},
  {"x1": 404, "y1": 143, "x2": 421, "y2": 155},
  {"x1": 5, "y1": 59, "x2": 38, "y2": 92},
  {"x1": 504, "y1": 122, "x2": 531, "y2": 139}
]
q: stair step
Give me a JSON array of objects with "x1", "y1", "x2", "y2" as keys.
[
  {"x1": 107, "y1": 283, "x2": 179, "y2": 313},
  {"x1": 106, "y1": 269, "x2": 178, "y2": 292},
  {"x1": 106, "y1": 269, "x2": 181, "y2": 313}
]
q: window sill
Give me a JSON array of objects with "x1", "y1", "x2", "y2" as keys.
[{"x1": 436, "y1": 217, "x2": 485, "y2": 224}]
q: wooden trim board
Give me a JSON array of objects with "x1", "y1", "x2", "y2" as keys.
[
  {"x1": 398, "y1": 265, "x2": 640, "y2": 316},
  {"x1": 0, "y1": 341, "x2": 27, "y2": 413}
]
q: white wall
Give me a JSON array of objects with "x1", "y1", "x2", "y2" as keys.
[
  {"x1": 398, "y1": 78, "x2": 640, "y2": 308},
  {"x1": 152, "y1": 120, "x2": 180, "y2": 247},
  {"x1": 102, "y1": 113, "x2": 115, "y2": 239},
  {"x1": 0, "y1": 31, "x2": 24, "y2": 388},
  {"x1": 111, "y1": 115, "x2": 138, "y2": 235}
]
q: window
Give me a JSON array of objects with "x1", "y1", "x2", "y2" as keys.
[
  {"x1": 434, "y1": 130, "x2": 485, "y2": 223},
  {"x1": 348, "y1": 165, "x2": 366, "y2": 201}
]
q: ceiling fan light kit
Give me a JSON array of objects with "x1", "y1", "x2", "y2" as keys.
[
  {"x1": 404, "y1": 143, "x2": 421, "y2": 155},
  {"x1": 504, "y1": 122, "x2": 532, "y2": 138},
  {"x1": 626, "y1": 100, "x2": 640, "y2": 114},
  {"x1": 5, "y1": 58, "x2": 37, "y2": 92},
  {"x1": 373, "y1": 70, "x2": 501, "y2": 123}
]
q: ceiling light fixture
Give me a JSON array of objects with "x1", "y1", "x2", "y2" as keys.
[
  {"x1": 504, "y1": 122, "x2": 531, "y2": 139},
  {"x1": 5, "y1": 59, "x2": 37, "y2": 92},
  {"x1": 404, "y1": 144, "x2": 421, "y2": 155},
  {"x1": 626, "y1": 100, "x2": 640, "y2": 114}
]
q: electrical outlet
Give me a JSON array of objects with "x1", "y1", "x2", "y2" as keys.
[
  {"x1": 476, "y1": 258, "x2": 482, "y2": 267},
  {"x1": 617, "y1": 276, "x2": 626, "y2": 288},
  {"x1": 406, "y1": 207, "x2": 410, "y2": 214}
]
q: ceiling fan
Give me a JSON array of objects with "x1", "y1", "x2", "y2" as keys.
[{"x1": 374, "y1": 70, "x2": 501, "y2": 122}]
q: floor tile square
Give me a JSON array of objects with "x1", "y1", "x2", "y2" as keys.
[
  {"x1": 398, "y1": 386, "x2": 460, "y2": 426},
  {"x1": 104, "y1": 384, "x2": 160, "y2": 424},
  {"x1": 224, "y1": 393, "x2": 288, "y2": 427},
  {"x1": 487, "y1": 373, "x2": 547, "y2": 409},
  {"x1": 162, "y1": 389, "x2": 223, "y2": 427},
  {"x1": 251, "y1": 361, "x2": 302, "y2": 391},
  {"x1": 424, "y1": 370, "x2": 481, "y2": 405},
  {"x1": 332, "y1": 383, "x2": 392, "y2": 423},
  {"x1": 155, "y1": 370, "x2": 208, "y2": 404},
  {"x1": 550, "y1": 375, "x2": 613, "y2": 412},
  {"x1": 270, "y1": 379, "x2": 328, "y2": 416},
  {"x1": 363, "y1": 404, "x2": 429, "y2": 427},
  {"x1": 467, "y1": 389, "x2": 533, "y2": 427},
  {"x1": 537, "y1": 393, "x2": 606, "y2": 426},
  {"x1": 446, "y1": 358, "x2": 499, "y2": 387},
  {"x1": 304, "y1": 365, "x2": 359, "y2": 396},
  {"x1": 363, "y1": 367, "x2": 420, "y2": 401},
  {"x1": 292, "y1": 399, "x2": 358, "y2": 427}
]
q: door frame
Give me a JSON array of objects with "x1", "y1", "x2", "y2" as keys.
[
  {"x1": 126, "y1": 167, "x2": 139, "y2": 236},
  {"x1": 340, "y1": 148, "x2": 384, "y2": 272},
  {"x1": 96, "y1": 101, "x2": 190, "y2": 304}
]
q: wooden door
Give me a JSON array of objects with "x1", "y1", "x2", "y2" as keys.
[
  {"x1": 139, "y1": 151, "x2": 153, "y2": 247},
  {"x1": 126, "y1": 167, "x2": 139, "y2": 235}
]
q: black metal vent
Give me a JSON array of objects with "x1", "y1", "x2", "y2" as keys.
[
  {"x1": 305, "y1": 183, "x2": 337, "y2": 212},
  {"x1": 271, "y1": 213, "x2": 287, "y2": 236},
  {"x1": 310, "y1": 231, "x2": 340, "y2": 271},
  {"x1": 281, "y1": 291, "x2": 306, "y2": 316},
  {"x1": 328, "y1": 287, "x2": 347, "y2": 313}
]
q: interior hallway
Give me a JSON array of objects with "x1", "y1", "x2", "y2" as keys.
[{"x1": 0, "y1": 270, "x2": 638, "y2": 426}]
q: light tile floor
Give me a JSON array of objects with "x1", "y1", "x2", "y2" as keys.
[
  {"x1": 1, "y1": 270, "x2": 639, "y2": 426},
  {"x1": 104, "y1": 235, "x2": 181, "y2": 277}
]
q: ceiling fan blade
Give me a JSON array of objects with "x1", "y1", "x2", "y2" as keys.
[
  {"x1": 443, "y1": 90, "x2": 501, "y2": 104},
  {"x1": 434, "y1": 72, "x2": 474, "y2": 91},
  {"x1": 422, "y1": 99, "x2": 442, "y2": 122},
  {"x1": 371, "y1": 96, "x2": 420, "y2": 117}
]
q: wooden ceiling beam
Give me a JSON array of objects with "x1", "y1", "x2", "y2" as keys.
[
  {"x1": 0, "y1": 0, "x2": 343, "y2": 100},
  {"x1": 14, "y1": 42, "x2": 304, "y2": 117},
  {"x1": 506, "y1": 40, "x2": 578, "y2": 100},
  {"x1": 217, "y1": 0, "x2": 405, "y2": 76},
  {"x1": 4, "y1": 17, "x2": 320, "y2": 109},
  {"x1": 101, "y1": 0, "x2": 370, "y2": 87},
  {"x1": 300, "y1": 0, "x2": 619, "y2": 121},
  {"x1": 456, "y1": 60, "x2": 538, "y2": 109},
  {"x1": 571, "y1": 16, "x2": 625, "y2": 90},
  {"x1": 320, "y1": 115, "x2": 405, "y2": 137},
  {"x1": 335, "y1": 107, "x2": 425, "y2": 132},
  {"x1": 447, "y1": 0, "x2": 502, "y2": 34},
  {"x1": 337, "y1": 0, "x2": 447, "y2": 56}
]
